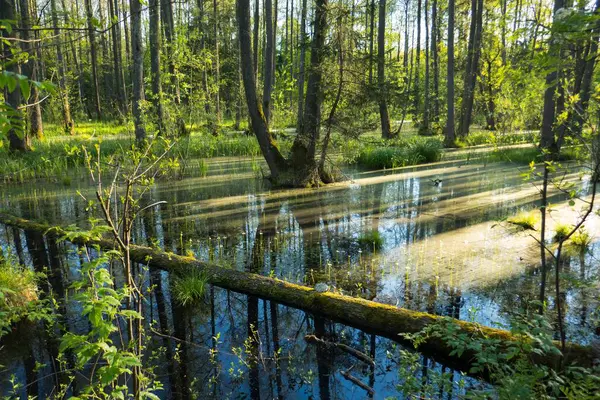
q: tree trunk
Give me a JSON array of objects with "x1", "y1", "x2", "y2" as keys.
[
  {"x1": 431, "y1": 0, "x2": 440, "y2": 122},
  {"x1": 414, "y1": 0, "x2": 421, "y2": 115},
  {"x1": 237, "y1": 0, "x2": 287, "y2": 178},
  {"x1": 1, "y1": 0, "x2": 30, "y2": 151},
  {"x1": 263, "y1": 0, "x2": 274, "y2": 126},
  {"x1": 368, "y1": 0, "x2": 375, "y2": 84},
  {"x1": 51, "y1": 0, "x2": 75, "y2": 135},
  {"x1": 444, "y1": 0, "x2": 455, "y2": 147},
  {"x1": 421, "y1": 0, "x2": 431, "y2": 134},
  {"x1": 296, "y1": 0, "x2": 308, "y2": 132},
  {"x1": 130, "y1": 0, "x2": 146, "y2": 141},
  {"x1": 109, "y1": 0, "x2": 127, "y2": 115},
  {"x1": 253, "y1": 0, "x2": 260, "y2": 79},
  {"x1": 213, "y1": 0, "x2": 221, "y2": 128},
  {"x1": 19, "y1": 0, "x2": 43, "y2": 139},
  {"x1": 458, "y1": 0, "x2": 483, "y2": 137},
  {"x1": 149, "y1": 0, "x2": 166, "y2": 135},
  {"x1": 84, "y1": 0, "x2": 102, "y2": 120},
  {"x1": 290, "y1": 0, "x2": 329, "y2": 184},
  {"x1": 378, "y1": 0, "x2": 392, "y2": 139}
]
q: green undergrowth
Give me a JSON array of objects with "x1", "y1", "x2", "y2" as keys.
[
  {"x1": 0, "y1": 258, "x2": 40, "y2": 337},
  {"x1": 343, "y1": 138, "x2": 443, "y2": 169},
  {"x1": 0, "y1": 129, "x2": 290, "y2": 183},
  {"x1": 357, "y1": 231, "x2": 385, "y2": 251}
]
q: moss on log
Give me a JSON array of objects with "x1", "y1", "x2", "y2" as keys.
[{"x1": 0, "y1": 212, "x2": 594, "y2": 376}]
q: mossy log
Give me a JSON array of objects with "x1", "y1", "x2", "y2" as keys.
[{"x1": 0, "y1": 212, "x2": 594, "y2": 376}]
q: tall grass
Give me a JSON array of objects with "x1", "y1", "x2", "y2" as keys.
[{"x1": 352, "y1": 138, "x2": 443, "y2": 169}]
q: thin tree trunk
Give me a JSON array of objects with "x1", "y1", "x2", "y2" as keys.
[
  {"x1": 296, "y1": 0, "x2": 307, "y2": 131},
  {"x1": 150, "y1": 0, "x2": 166, "y2": 135},
  {"x1": 368, "y1": 0, "x2": 375, "y2": 84},
  {"x1": 51, "y1": 0, "x2": 75, "y2": 135},
  {"x1": 237, "y1": 0, "x2": 287, "y2": 178},
  {"x1": 444, "y1": 0, "x2": 455, "y2": 147},
  {"x1": 458, "y1": 0, "x2": 483, "y2": 137},
  {"x1": 378, "y1": 0, "x2": 391, "y2": 139},
  {"x1": 213, "y1": 0, "x2": 221, "y2": 127},
  {"x1": 253, "y1": 0, "x2": 260, "y2": 79},
  {"x1": 414, "y1": 0, "x2": 421, "y2": 115},
  {"x1": 19, "y1": 0, "x2": 43, "y2": 139},
  {"x1": 109, "y1": 0, "x2": 127, "y2": 115},
  {"x1": 431, "y1": 0, "x2": 439, "y2": 122},
  {"x1": 263, "y1": 0, "x2": 274, "y2": 125},
  {"x1": 421, "y1": 0, "x2": 431, "y2": 134},
  {"x1": 130, "y1": 0, "x2": 146, "y2": 141},
  {"x1": 84, "y1": 0, "x2": 102, "y2": 120}
]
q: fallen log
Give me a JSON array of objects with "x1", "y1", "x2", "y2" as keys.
[
  {"x1": 305, "y1": 334, "x2": 375, "y2": 367},
  {"x1": 0, "y1": 212, "x2": 594, "y2": 378}
]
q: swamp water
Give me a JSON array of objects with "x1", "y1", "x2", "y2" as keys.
[{"x1": 1, "y1": 158, "x2": 598, "y2": 399}]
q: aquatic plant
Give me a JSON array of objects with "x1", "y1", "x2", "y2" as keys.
[
  {"x1": 172, "y1": 269, "x2": 209, "y2": 307},
  {"x1": 0, "y1": 259, "x2": 39, "y2": 337},
  {"x1": 507, "y1": 211, "x2": 538, "y2": 230},
  {"x1": 553, "y1": 223, "x2": 573, "y2": 242},
  {"x1": 353, "y1": 138, "x2": 443, "y2": 170},
  {"x1": 357, "y1": 231, "x2": 384, "y2": 251}
]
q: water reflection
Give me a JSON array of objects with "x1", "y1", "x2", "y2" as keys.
[{"x1": 1, "y1": 158, "x2": 598, "y2": 398}]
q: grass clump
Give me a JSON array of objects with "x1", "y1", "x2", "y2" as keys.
[
  {"x1": 357, "y1": 231, "x2": 385, "y2": 251},
  {"x1": 353, "y1": 138, "x2": 443, "y2": 170},
  {"x1": 172, "y1": 269, "x2": 209, "y2": 307},
  {"x1": 553, "y1": 223, "x2": 573, "y2": 242},
  {"x1": 507, "y1": 211, "x2": 538, "y2": 231},
  {"x1": 0, "y1": 259, "x2": 39, "y2": 336}
]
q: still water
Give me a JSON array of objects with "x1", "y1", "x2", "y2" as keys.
[{"x1": 1, "y1": 157, "x2": 598, "y2": 399}]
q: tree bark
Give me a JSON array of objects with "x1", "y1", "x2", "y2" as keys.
[
  {"x1": 421, "y1": 0, "x2": 431, "y2": 134},
  {"x1": 444, "y1": 0, "x2": 455, "y2": 147},
  {"x1": 263, "y1": 0, "x2": 274, "y2": 126},
  {"x1": 109, "y1": 0, "x2": 127, "y2": 115},
  {"x1": 84, "y1": 0, "x2": 102, "y2": 120},
  {"x1": 368, "y1": 0, "x2": 375, "y2": 84},
  {"x1": 237, "y1": 0, "x2": 287, "y2": 178},
  {"x1": 213, "y1": 0, "x2": 221, "y2": 128},
  {"x1": 149, "y1": 0, "x2": 166, "y2": 135},
  {"x1": 130, "y1": 0, "x2": 146, "y2": 141},
  {"x1": 458, "y1": 0, "x2": 483, "y2": 137},
  {"x1": 19, "y1": 0, "x2": 43, "y2": 139},
  {"x1": 296, "y1": 0, "x2": 308, "y2": 132},
  {"x1": 290, "y1": 0, "x2": 329, "y2": 184},
  {"x1": 51, "y1": 0, "x2": 75, "y2": 135},
  {"x1": 378, "y1": 0, "x2": 392, "y2": 139}
]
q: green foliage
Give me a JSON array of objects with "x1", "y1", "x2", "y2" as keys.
[
  {"x1": 59, "y1": 250, "x2": 160, "y2": 398},
  {"x1": 357, "y1": 231, "x2": 384, "y2": 252},
  {"x1": 171, "y1": 269, "x2": 208, "y2": 307},
  {"x1": 403, "y1": 312, "x2": 600, "y2": 399},
  {"x1": 0, "y1": 258, "x2": 39, "y2": 337},
  {"x1": 507, "y1": 211, "x2": 538, "y2": 231}
]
